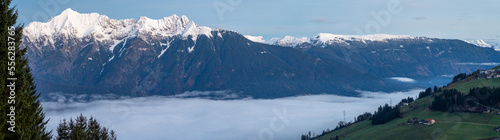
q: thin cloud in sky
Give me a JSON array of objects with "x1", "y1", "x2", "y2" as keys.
[
  {"x1": 415, "y1": 16, "x2": 427, "y2": 20},
  {"x1": 312, "y1": 17, "x2": 330, "y2": 23},
  {"x1": 311, "y1": 17, "x2": 338, "y2": 24},
  {"x1": 43, "y1": 89, "x2": 422, "y2": 140}
]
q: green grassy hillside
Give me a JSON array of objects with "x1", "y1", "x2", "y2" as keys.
[
  {"x1": 313, "y1": 67, "x2": 500, "y2": 140},
  {"x1": 449, "y1": 78, "x2": 500, "y2": 94},
  {"x1": 314, "y1": 95, "x2": 500, "y2": 140},
  {"x1": 492, "y1": 65, "x2": 500, "y2": 70}
]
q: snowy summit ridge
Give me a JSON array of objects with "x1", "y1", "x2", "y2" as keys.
[
  {"x1": 311, "y1": 33, "x2": 414, "y2": 43},
  {"x1": 463, "y1": 39, "x2": 500, "y2": 51},
  {"x1": 246, "y1": 34, "x2": 500, "y2": 51},
  {"x1": 23, "y1": 8, "x2": 213, "y2": 51},
  {"x1": 245, "y1": 33, "x2": 415, "y2": 47},
  {"x1": 464, "y1": 40, "x2": 492, "y2": 48}
]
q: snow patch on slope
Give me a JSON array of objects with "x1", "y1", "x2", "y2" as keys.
[
  {"x1": 187, "y1": 46, "x2": 195, "y2": 53},
  {"x1": 243, "y1": 35, "x2": 266, "y2": 43},
  {"x1": 109, "y1": 39, "x2": 124, "y2": 52},
  {"x1": 158, "y1": 41, "x2": 171, "y2": 58}
]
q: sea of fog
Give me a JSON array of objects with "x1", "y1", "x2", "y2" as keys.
[{"x1": 42, "y1": 88, "x2": 423, "y2": 140}]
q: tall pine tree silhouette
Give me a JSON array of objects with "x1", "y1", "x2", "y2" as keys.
[{"x1": 0, "y1": 0, "x2": 52, "y2": 139}]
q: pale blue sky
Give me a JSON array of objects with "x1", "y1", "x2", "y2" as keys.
[{"x1": 12, "y1": 0, "x2": 500, "y2": 41}]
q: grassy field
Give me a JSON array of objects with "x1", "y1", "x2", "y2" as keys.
[
  {"x1": 449, "y1": 78, "x2": 500, "y2": 94},
  {"x1": 444, "y1": 65, "x2": 500, "y2": 94},
  {"x1": 492, "y1": 65, "x2": 500, "y2": 70},
  {"x1": 443, "y1": 76, "x2": 476, "y2": 92},
  {"x1": 313, "y1": 96, "x2": 500, "y2": 140}
]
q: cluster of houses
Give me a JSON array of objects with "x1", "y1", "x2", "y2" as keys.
[
  {"x1": 478, "y1": 69, "x2": 500, "y2": 79},
  {"x1": 407, "y1": 117, "x2": 435, "y2": 126}
]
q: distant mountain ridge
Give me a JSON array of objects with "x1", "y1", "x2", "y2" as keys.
[
  {"x1": 22, "y1": 9, "x2": 500, "y2": 98},
  {"x1": 244, "y1": 34, "x2": 500, "y2": 79},
  {"x1": 245, "y1": 34, "x2": 500, "y2": 51}
]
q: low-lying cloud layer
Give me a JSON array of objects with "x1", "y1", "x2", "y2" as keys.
[
  {"x1": 456, "y1": 62, "x2": 500, "y2": 66},
  {"x1": 43, "y1": 89, "x2": 422, "y2": 140},
  {"x1": 389, "y1": 77, "x2": 416, "y2": 83}
]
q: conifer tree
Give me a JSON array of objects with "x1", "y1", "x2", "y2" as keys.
[
  {"x1": 56, "y1": 119, "x2": 70, "y2": 140},
  {"x1": 56, "y1": 114, "x2": 117, "y2": 140},
  {"x1": 0, "y1": 0, "x2": 52, "y2": 139}
]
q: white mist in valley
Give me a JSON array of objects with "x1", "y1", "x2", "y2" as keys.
[
  {"x1": 42, "y1": 89, "x2": 422, "y2": 140},
  {"x1": 389, "y1": 77, "x2": 416, "y2": 83}
]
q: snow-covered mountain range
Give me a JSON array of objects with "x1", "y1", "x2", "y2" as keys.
[
  {"x1": 245, "y1": 34, "x2": 500, "y2": 51},
  {"x1": 22, "y1": 8, "x2": 500, "y2": 98},
  {"x1": 245, "y1": 33, "x2": 430, "y2": 48},
  {"x1": 24, "y1": 8, "x2": 499, "y2": 54}
]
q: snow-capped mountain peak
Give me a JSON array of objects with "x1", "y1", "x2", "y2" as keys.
[
  {"x1": 133, "y1": 14, "x2": 194, "y2": 37},
  {"x1": 271, "y1": 36, "x2": 309, "y2": 47},
  {"x1": 23, "y1": 8, "x2": 213, "y2": 51},
  {"x1": 181, "y1": 21, "x2": 213, "y2": 42},
  {"x1": 24, "y1": 8, "x2": 106, "y2": 39},
  {"x1": 463, "y1": 39, "x2": 500, "y2": 51},
  {"x1": 463, "y1": 39, "x2": 493, "y2": 48}
]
